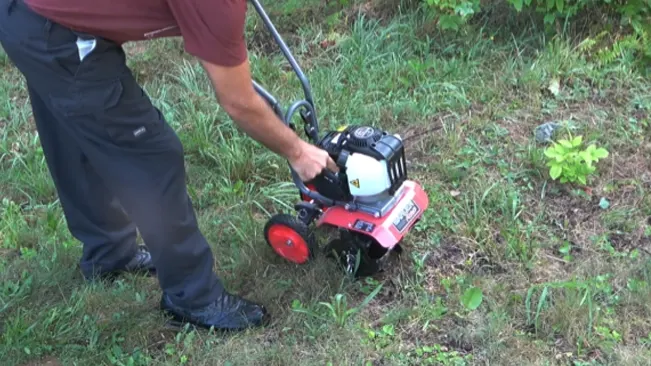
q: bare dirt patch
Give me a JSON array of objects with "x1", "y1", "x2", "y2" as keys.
[
  {"x1": 602, "y1": 149, "x2": 651, "y2": 189},
  {"x1": 497, "y1": 112, "x2": 537, "y2": 146},
  {"x1": 421, "y1": 238, "x2": 471, "y2": 294},
  {"x1": 542, "y1": 189, "x2": 605, "y2": 248}
]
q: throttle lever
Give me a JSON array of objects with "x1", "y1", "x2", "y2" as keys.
[{"x1": 322, "y1": 169, "x2": 340, "y2": 185}]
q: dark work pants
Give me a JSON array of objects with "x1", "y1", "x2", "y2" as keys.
[{"x1": 0, "y1": 0, "x2": 224, "y2": 309}]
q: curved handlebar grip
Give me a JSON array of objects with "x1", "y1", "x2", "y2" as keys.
[
  {"x1": 322, "y1": 169, "x2": 340, "y2": 185},
  {"x1": 291, "y1": 169, "x2": 338, "y2": 206}
]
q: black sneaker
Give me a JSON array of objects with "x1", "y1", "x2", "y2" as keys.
[
  {"x1": 122, "y1": 245, "x2": 156, "y2": 274},
  {"x1": 84, "y1": 245, "x2": 156, "y2": 281},
  {"x1": 160, "y1": 292, "x2": 270, "y2": 331}
]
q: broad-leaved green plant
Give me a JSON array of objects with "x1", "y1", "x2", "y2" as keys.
[{"x1": 544, "y1": 135, "x2": 609, "y2": 185}]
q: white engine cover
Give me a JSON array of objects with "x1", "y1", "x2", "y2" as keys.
[{"x1": 344, "y1": 153, "x2": 392, "y2": 198}]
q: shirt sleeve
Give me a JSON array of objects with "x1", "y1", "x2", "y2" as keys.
[{"x1": 167, "y1": 0, "x2": 248, "y2": 67}]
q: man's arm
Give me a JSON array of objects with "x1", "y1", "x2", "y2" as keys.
[
  {"x1": 200, "y1": 58, "x2": 338, "y2": 181},
  {"x1": 200, "y1": 59, "x2": 301, "y2": 160},
  {"x1": 165, "y1": 0, "x2": 336, "y2": 181}
]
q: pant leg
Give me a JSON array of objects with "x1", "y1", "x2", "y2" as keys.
[
  {"x1": 26, "y1": 85, "x2": 139, "y2": 277},
  {"x1": 0, "y1": 0, "x2": 225, "y2": 308},
  {"x1": 1, "y1": 0, "x2": 139, "y2": 274}
]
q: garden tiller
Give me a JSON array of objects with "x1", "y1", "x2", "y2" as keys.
[{"x1": 250, "y1": 0, "x2": 429, "y2": 277}]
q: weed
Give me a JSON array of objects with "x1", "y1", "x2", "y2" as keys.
[
  {"x1": 291, "y1": 282, "x2": 383, "y2": 327},
  {"x1": 544, "y1": 134, "x2": 609, "y2": 185},
  {"x1": 460, "y1": 286, "x2": 483, "y2": 311}
]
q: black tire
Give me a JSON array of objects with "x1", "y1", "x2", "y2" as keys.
[{"x1": 264, "y1": 214, "x2": 317, "y2": 264}]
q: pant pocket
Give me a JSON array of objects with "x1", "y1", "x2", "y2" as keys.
[
  {"x1": 101, "y1": 84, "x2": 165, "y2": 145},
  {"x1": 49, "y1": 79, "x2": 123, "y2": 117},
  {"x1": 49, "y1": 78, "x2": 165, "y2": 145}
]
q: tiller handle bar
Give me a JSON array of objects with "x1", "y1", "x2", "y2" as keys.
[{"x1": 248, "y1": 0, "x2": 350, "y2": 209}]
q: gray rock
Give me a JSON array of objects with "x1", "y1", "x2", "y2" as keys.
[{"x1": 535, "y1": 122, "x2": 561, "y2": 143}]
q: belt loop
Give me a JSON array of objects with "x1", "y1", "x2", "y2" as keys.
[{"x1": 8, "y1": 0, "x2": 16, "y2": 14}]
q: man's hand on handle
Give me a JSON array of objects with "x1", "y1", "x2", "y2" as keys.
[{"x1": 288, "y1": 140, "x2": 338, "y2": 182}]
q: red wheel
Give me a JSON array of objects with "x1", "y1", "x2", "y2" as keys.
[{"x1": 264, "y1": 214, "x2": 317, "y2": 264}]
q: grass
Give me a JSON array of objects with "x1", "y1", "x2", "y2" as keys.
[{"x1": 1, "y1": 0, "x2": 651, "y2": 364}]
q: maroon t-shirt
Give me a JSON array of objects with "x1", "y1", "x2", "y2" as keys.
[{"x1": 24, "y1": 0, "x2": 248, "y2": 67}]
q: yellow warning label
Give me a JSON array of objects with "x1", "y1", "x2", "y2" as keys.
[
  {"x1": 350, "y1": 178, "x2": 360, "y2": 188},
  {"x1": 337, "y1": 125, "x2": 348, "y2": 132}
]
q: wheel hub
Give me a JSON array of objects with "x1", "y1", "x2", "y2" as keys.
[{"x1": 264, "y1": 214, "x2": 317, "y2": 265}]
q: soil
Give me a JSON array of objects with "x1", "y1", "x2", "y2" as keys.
[{"x1": 422, "y1": 238, "x2": 470, "y2": 294}]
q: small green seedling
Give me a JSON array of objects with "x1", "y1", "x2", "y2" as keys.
[
  {"x1": 460, "y1": 286, "x2": 483, "y2": 311},
  {"x1": 544, "y1": 135, "x2": 609, "y2": 185}
]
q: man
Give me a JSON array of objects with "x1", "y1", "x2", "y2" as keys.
[{"x1": 0, "y1": 0, "x2": 337, "y2": 331}]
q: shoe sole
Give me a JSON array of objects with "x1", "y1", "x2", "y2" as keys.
[{"x1": 161, "y1": 308, "x2": 271, "y2": 332}]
